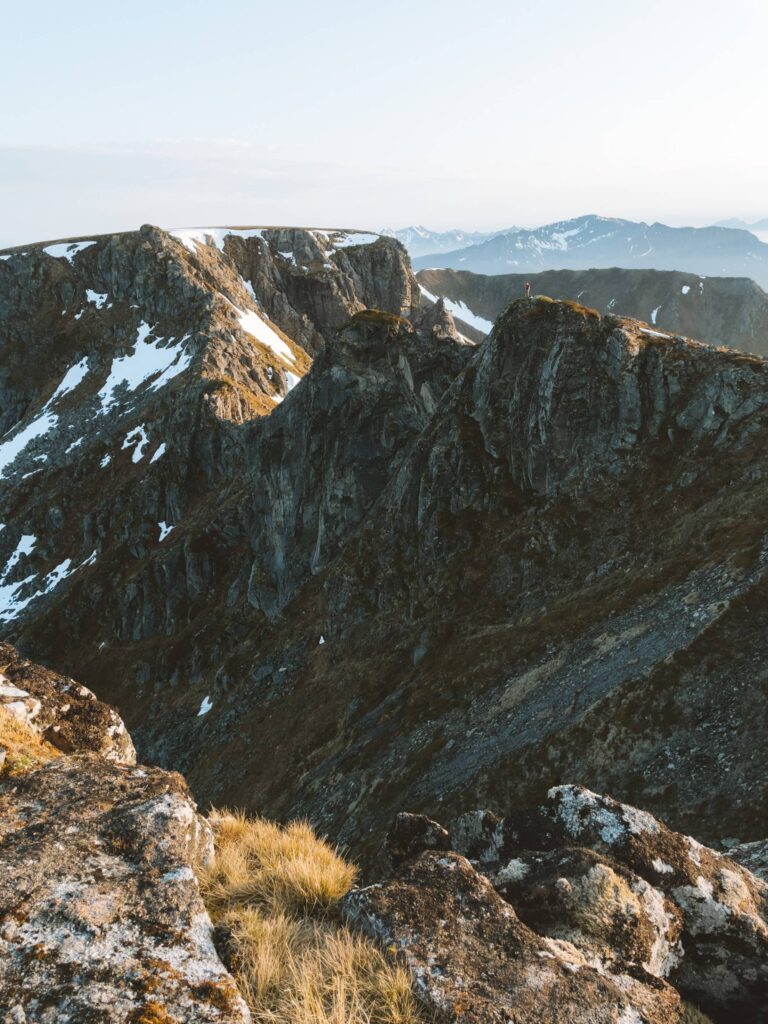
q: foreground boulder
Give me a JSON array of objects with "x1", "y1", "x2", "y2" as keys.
[
  {"x1": 0, "y1": 642, "x2": 135, "y2": 764},
  {"x1": 344, "y1": 849, "x2": 683, "y2": 1024},
  {"x1": 0, "y1": 755, "x2": 250, "y2": 1023},
  {"x1": 346, "y1": 788, "x2": 768, "y2": 1023}
]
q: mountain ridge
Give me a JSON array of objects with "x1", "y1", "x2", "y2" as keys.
[{"x1": 417, "y1": 265, "x2": 768, "y2": 352}]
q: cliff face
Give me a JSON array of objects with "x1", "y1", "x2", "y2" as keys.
[
  {"x1": 418, "y1": 265, "x2": 768, "y2": 352},
  {"x1": 227, "y1": 299, "x2": 768, "y2": 860},
  {"x1": 2, "y1": 229, "x2": 768, "y2": 878}
]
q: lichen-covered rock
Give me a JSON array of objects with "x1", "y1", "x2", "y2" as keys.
[
  {"x1": 343, "y1": 850, "x2": 683, "y2": 1024},
  {"x1": 385, "y1": 811, "x2": 451, "y2": 868},
  {"x1": 492, "y1": 846, "x2": 683, "y2": 978},
  {"x1": 0, "y1": 642, "x2": 135, "y2": 764},
  {"x1": 0, "y1": 755, "x2": 250, "y2": 1023},
  {"x1": 446, "y1": 786, "x2": 768, "y2": 1020},
  {"x1": 540, "y1": 787, "x2": 768, "y2": 1015}
]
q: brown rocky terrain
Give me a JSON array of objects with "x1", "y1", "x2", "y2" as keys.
[
  {"x1": 418, "y1": 265, "x2": 768, "y2": 352},
  {"x1": 1, "y1": 230, "x2": 767, "y2": 910},
  {"x1": 1, "y1": 644, "x2": 765, "y2": 1023}
]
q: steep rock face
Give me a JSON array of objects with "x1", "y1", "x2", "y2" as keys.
[
  {"x1": 170, "y1": 227, "x2": 421, "y2": 356},
  {"x1": 345, "y1": 791, "x2": 768, "y2": 1023},
  {"x1": 0, "y1": 225, "x2": 424, "y2": 638},
  {"x1": 240, "y1": 298, "x2": 768, "y2": 858},
  {"x1": 4, "y1": 295, "x2": 469, "y2": 774},
  {"x1": 417, "y1": 265, "x2": 768, "y2": 353}
]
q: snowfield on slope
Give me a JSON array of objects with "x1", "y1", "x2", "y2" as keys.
[{"x1": 419, "y1": 285, "x2": 494, "y2": 333}]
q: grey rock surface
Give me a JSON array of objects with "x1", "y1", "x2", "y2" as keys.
[
  {"x1": 344, "y1": 849, "x2": 684, "y2": 1024},
  {"x1": 0, "y1": 754, "x2": 250, "y2": 1023}
]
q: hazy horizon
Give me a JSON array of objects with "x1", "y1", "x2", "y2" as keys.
[{"x1": 2, "y1": 0, "x2": 767, "y2": 248}]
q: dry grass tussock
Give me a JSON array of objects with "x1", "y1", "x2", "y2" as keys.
[
  {"x1": 200, "y1": 810, "x2": 424, "y2": 1024},
  {"x1": 0, "y1": 705, "x2": 59, "y2": 777}
]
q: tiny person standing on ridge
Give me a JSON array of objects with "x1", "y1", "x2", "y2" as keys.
[{"x1": 524, "y1": 281, "x2": 532, "y2": 299}]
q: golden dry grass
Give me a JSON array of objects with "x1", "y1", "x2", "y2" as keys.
[
  {"x1": 201, "y1": 811, "x2": 424, "y2": 1024},
  {"x1": 202, "y1": 811, "x2": 359, "y2": 916},
  {"x1": 0, "y1": 705, "x2": 59, "y2": 777}
]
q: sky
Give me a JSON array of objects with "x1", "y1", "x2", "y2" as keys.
[{"x1": 1, "y1": 0, "x2": 767, "y2": 247}]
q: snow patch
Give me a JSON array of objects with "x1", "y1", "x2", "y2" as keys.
[
  {"x1": 122, "y1": 425, "x2": 150, "y2": 463},
  {"x1": 86, "y1": 289, "x2": 108, "y2": 309},
  {"x1": 681, "y1": 285, "x2": 691, "y2": 295},
  {"x1": 0, "y1": 412, "x2": 57, "y2": 478},
  {"x1": 50, "y1": 357, "x2": 90, "y2": 404},
  {"x1": 170, "y1": 227, "x2": 265, "y2": 252},
  {"x1": 100, "y1": 454, "x2": 111, "y2": 468},
  {"x1": 0, "y1": 542, "x2": 96, "y2": 623},
  {"x1": 158, "y1": 521, "x2": 174, "y2": 542},
  {"x1": 236, "y1": 308, "x2": 296, "y2": 365},
  {"x1": 197, "y1": 695, "x2": 213, "y2": 717},
  {"x1": 0, "y1": 356, "x2": 94, "y2": 477},
  {"x1": 150, "y1": 442, "x2": 167, "y2": 464},
  {"x1": 328, "y1": 231, "x2": 379, "y2": 249},
  {"x1": 418, "y1": 285, "x2": 494, "y2": 333},
  {"x1": 650, "y1": 305, "x2": 661, "y2": 324},
  {"x1": 43, "y1": 241, "x2": 96, "y2": 263},
  {"x1": 2, "y1": 535, "x2": 37, "y2": 579},
  {"x1": 98, "y1": 323, "x2": 192, "y2": 410}
]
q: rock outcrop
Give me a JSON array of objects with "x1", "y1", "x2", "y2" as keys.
[
  {"x1": 345, "y1": 849, "x2": 684, "y2": 1024},
  {"x1": 344, "y1": 788, "x2": 768, "y2": 1023},
  {"x1": 0, "y1": 758, "x2": 250, "y2": 1023},
  {"x1": 0, "y1": 642, "x2": 135, "y2": 763},
  {"x1": 0, "y1": 643, "x2": 250, "y2": 1023}
]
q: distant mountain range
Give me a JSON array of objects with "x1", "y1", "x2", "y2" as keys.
[
  {"x1": 412, "y1": 215, "x2": 768, "y2": 289},
  {"x1": 381, "y1": 225, "x2": 512, "y2": 257}
]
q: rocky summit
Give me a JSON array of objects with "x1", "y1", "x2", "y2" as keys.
[{"x1": 1, "y1": 224, "x2": 768, "y2": 1021}]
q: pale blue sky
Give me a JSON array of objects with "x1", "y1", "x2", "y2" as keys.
[{"x1": 1, "y1": 0, "x2": 766, "y2": 246}]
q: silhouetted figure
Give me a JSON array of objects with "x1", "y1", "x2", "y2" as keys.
[{"x1": 524, "y1": 281, "x2": 532, "y2": 299}]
